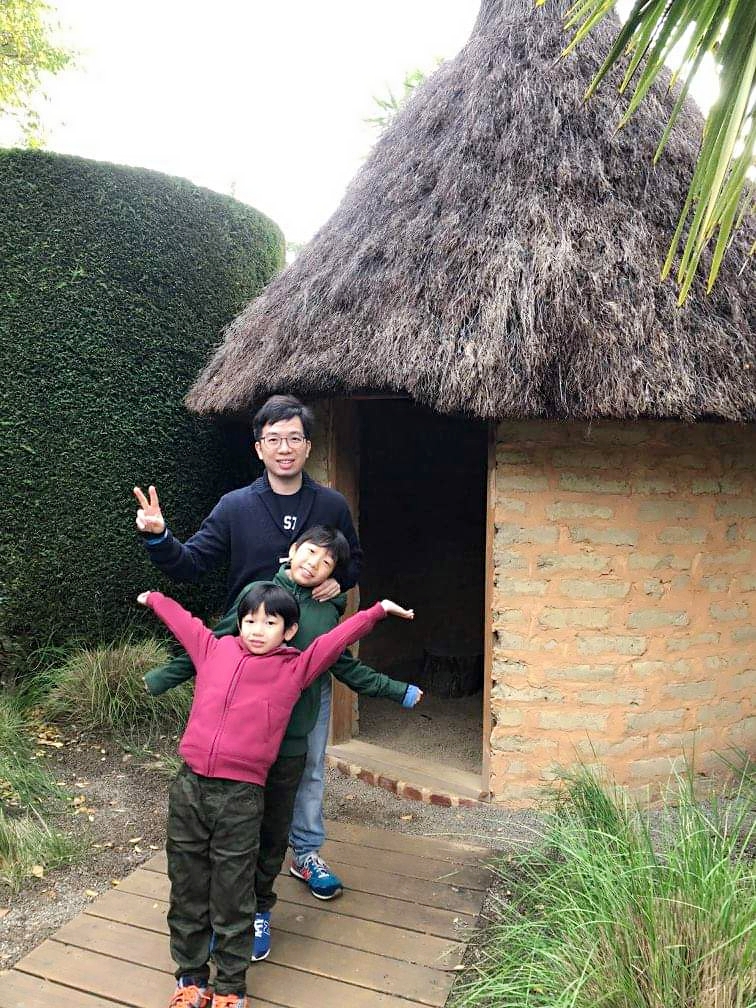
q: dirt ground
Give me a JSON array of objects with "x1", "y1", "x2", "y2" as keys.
[
  {"x1": 0, "y1": 727, "x2": 538, "y2": 971},
  {"x1": 357, "y1": 690, "x2": 483, "y2": 774}
]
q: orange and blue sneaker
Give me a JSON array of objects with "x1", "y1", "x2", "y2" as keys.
[
  {"x1": 290, "y1": 852, "x2": 343, "y2": 900},
  {"x1": 212, "y1": 994, "x2": 250, "y2": 1008},
  {"x1": 168, "y1": 977, "x2": 212, "y2": 1008},
  {"x1": 250, "y1": 911, "x2": 271, "y2": 962}
]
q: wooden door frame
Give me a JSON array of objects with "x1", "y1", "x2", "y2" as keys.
[
  {"x1": 481, "y1": 422, "x2": 495, "y2": 797},
  {"x1": 326, "y1": 398, "x2": 494, "y2": 802},
  {"x1": 328, "y1": 398, "x2": 360, "y2": 744}
]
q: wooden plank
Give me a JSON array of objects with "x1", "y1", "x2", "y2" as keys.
[
  {"x1": 57, "y1": 916, "x2": 453, "y2": 1008},
  {"x1": 90, "y1": 879, "x2": 463, "y2": 970},
  {"x1": 129, "y1": 857, "x2": 482, "y2": 915},
  {"x1": 103, "y1": 875, "x2": 476, "y2": 943},
  {"x1": 318, "y1": 860, "x2": 483, "y2": 915},
  {"x1": 482, "y1": 422, "x2": 496, "y2": 794},
  {"x1": 260, "y1": 931, "x2": 452, "y2": 1007},
  {"x1": 319, "y1": 838, "x2": 491, "y2": 890},
  {"x1": 266, "y1": 901, "x2": 464, "y2": 970},
  {"x1": 246, "y1": 961, "x2": 426, "y2": 1008},
  {"x1": 328, "y1": 740, "x2": 484, "y2": 798},
  {"x1": 141, "y1": 852, "x2": 483, "y2": 915},
  {"x1": 85, "y1": 887, "x2": 168, "y2": 933},
  {"x1": 54, "y1": 916, "x2": 173, "y2": 971},
  {"x1": 141, "y1": 818, "x2": 492, "y2": 870},
  {"x1": 16, "y1": 943, "x2": 173, "y2": 1008},
  {"x1": 325, "y1": 819, "x2": 491, "y2": 860},
  {"x1": 5, "y1": 955, "x2": 280, "y2": 1008},
  {"x1": 0, "y1": 970, "x2": 124, "y2": 1008},
  {"x1": 327, "y1": 748, "x2": 483, "y2": 800}
]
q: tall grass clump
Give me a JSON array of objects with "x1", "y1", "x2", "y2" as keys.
[
  {"x1": 0, "y1": 693, "x2": 63, "y2": 814},
  {"x1": 39, "y1": 635, "x2": 193, "y2": 744},
  {"x1": 453, "y1": 766, "x2": 755, "y2": 1008},
  {"x1": 0, "y1": 693, "x2": 86, "y2": 890},
  {"x1": 0, "y1": 810, "x2": 86, "y2": 892}
]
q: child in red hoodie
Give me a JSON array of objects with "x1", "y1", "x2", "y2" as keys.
[{"x1": 138, "y1": 583, "x2": 413, "y2": 1008}]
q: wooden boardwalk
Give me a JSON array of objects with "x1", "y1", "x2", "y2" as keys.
[{"x1": 2, "y1": 821, "x2": 491, "y2": 1008}]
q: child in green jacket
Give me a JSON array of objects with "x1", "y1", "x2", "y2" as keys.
[{"x1": 144, "y1": 525, "x2": 422, "y2": 961}]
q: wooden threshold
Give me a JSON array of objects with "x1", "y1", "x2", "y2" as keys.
[{"x1": 327, "y1": 739, "x2": 489, "y2": 803}]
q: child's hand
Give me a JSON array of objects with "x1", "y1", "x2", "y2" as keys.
[
  {"x1": 402, "y1": 685, "x2": 423, "y2": 708},
  {"x1": 133, "y1": 485, "x2": 166, "y2": 535},
  {"x1": 136, "y1": 591, "x2": 152, "y2": 605},
  {"x1": 380, "y1": 599, "x2": 414, "y2": 619}
]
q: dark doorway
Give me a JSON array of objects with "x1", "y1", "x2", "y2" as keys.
[{"x1": 355, "y1": 400, "x2": 488, "y2": 775}]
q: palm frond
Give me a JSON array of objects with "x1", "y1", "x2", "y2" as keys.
[{"x1": 558, "y1": 0, "x2": 756, "y2": 302}]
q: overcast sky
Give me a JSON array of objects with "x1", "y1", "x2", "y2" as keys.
[
  {"x1": 5, "y1": 1, "x2": 714, "y2": 245},
  {"x1": 11, "y1": 1, "x2": 480, "y2": 242}
]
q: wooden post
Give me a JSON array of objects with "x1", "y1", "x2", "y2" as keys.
[
  {"x1": 481, "y1": 423, "x2": 496, "y2": 799},
  {"x1": 327, "y1": 398, "x2": 360, "y2": 744}
]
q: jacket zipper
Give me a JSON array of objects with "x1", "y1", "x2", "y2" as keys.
[{"x1": 207, "y1": 657, "x2": 245, "y2": 776}]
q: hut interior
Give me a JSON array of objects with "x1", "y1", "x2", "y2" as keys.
[{"x1": 353, "y1": 399, "x2": 488, "y2": 775}]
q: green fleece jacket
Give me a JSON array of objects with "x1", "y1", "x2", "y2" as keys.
[{"x1": 143, "y1": 566, "x2": 409, "y2": 758}]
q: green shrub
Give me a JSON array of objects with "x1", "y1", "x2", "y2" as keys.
[
  {"x1": 39, "y1": 635, "x2": 193, "y2": 743},
  {"x1": 453, "y1": 766, "x2": 755, "y2": 1008},
  {"x1": 0, "y1": 148, "x2": 283, "y2": 655}
]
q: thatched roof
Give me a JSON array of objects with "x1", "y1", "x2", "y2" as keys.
[{"x1": 188, "y1": 0, "x2": 755, "y2": 422}]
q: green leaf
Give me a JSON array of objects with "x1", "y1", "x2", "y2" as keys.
[{"x1": 559, "y1": 0, "x2": 756, "y2": 301}]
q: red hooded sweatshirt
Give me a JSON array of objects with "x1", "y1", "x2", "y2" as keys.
[{"x1": 145, "y1": 593, "x2": 386, "y2": 786}]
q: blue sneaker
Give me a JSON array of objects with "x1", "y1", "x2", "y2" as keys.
[
  {"x1": 290, "y1": 853, "x2": 343, "y2": 900},
  {"x1": 250, "y1": 911, "x2": 271, "y2": 962}
]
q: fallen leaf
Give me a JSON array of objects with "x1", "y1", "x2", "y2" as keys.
[
  {"x1": 30, "y1": 865, "x2": 44, "y2": 879},
  {"x1": 400, "y1": 814, "x2": 413, "y2": 821},
  {"x1": 128, "y1": 837, "x2": 143, "y2": 844},
  {"x1": 84, "y1": 889, "x2": 98, "y2": 898}
]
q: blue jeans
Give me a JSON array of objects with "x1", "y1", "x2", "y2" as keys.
[{"x1": 289, "y1": 675, "x2": 331, "y2": 859}]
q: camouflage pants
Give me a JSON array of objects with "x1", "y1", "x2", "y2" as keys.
[{"x1": 166, "y1": 764, "x2": 265, "y2": 996}]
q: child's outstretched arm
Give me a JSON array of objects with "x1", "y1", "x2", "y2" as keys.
[
  {"x1": 143, "y1": 598, "x2": 240, "y2": 695},
  {"x1": 331, "y1": 651, "x2": 423, "y2": 707},
  {"x1": 137, "y1": 591, "x2": 217, "y2": 669},
  {"x1": 295, "y1": 600, "x2": 414, "y2": 690}
]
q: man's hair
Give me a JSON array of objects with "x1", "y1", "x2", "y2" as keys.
[
  {"x1": 237, "y1": 582, "x2": 300, "y2": 631},
  {"x1": 293, "y1": 525, "x2": 350, "y2": 572},
  {"x1": 253, "y1": 395, "x2": 314, "y2": 441}
]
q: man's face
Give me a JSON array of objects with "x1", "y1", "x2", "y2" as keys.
[
  {"x1": 254, "y1": 417, "x2": 311, "y2": 481},
  {"x1": 239, "y1": 604, "x2": 297, "y2": 654},
  {"x1": 288, "y1": 540, "x2": 337, "y2": 588}
]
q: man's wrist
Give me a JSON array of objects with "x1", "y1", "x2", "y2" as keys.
[{"x1": 142, "y1": 529, "x2": 168, "y2": 546}]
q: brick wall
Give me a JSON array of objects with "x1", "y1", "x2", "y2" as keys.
[{"x1": 490, "y1": 420, "x2": 755, "y2": 805}]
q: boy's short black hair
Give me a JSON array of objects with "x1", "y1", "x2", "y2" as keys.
[
  {"x1": 293, "y1": 525, "x2": 351, "y2": 572},
  {"x1": 237, "y1": 582, "x2": 300, "y2": 631},
  {"x1": 252, "y1": 395, "x2": 314, "y2": 441}
]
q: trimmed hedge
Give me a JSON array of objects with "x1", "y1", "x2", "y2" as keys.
[{"x1": 0, "y1": 149, "x2": 284, "y2": 654}]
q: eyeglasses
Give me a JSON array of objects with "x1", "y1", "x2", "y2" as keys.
[{"x1": 259, "y1": 434, "x2": 307, "y2": 448}]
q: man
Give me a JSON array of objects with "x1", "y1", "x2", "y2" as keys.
[{"x1": 134, "y1": 394, "x2": 362, "y2": 900}]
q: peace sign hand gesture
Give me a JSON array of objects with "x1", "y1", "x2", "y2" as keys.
[{"x1": 133, "y1": 485, "x2": 166, "y2": 535}]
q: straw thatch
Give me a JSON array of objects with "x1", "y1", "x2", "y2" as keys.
[{"x1": 188, "y1": 0, "x2": 755, "y2": 422}]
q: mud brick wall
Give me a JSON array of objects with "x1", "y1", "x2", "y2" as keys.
[{"x1": 490, "y1": 420, "x2": 755, "y2": 805}]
